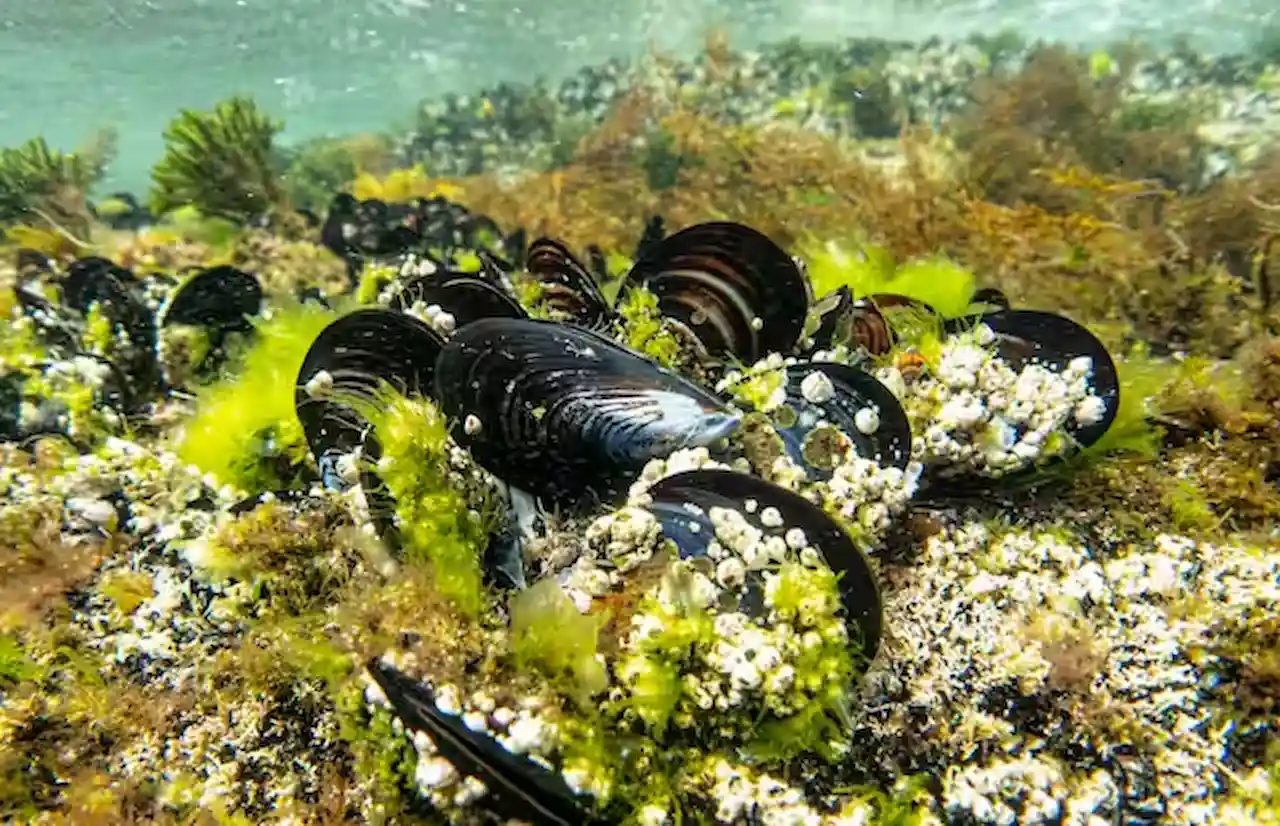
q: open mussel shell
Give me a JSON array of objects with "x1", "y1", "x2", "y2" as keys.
[
  {"x1": 780, "y1": 363, "x2": 912, "y2": 474},
  {"x1": 434, "y1": 318, "x2": 741, "y2": 509},
  {"x1": 621, "y1": 221, "x2": 809, "y2": 364},
  {"x1": 646, "y1": 469, "x2": 882, "y2": 660},
  {"x1": 367, "y1": 660, "x2": 595, "y2": 825},
  {"x1": 295, "y1": 308, "x2": 445, "y2": 489},
  {"x1": 17, "y1": 248, "x2": 54, "y2": 277},
  {"x1": 525, "y1": 238, "x2": 613, "y2": 330},
  {"x1": 946, "y1": 309, "x2": 1120, "y2": 448},
  {"x1": 971, "y1": 287, "x2": 1011, "y2": 311},
  {"x1": 390, "y1": 274, "x2": 527, "y2": 329},
  {"x1": 157, "y1": 265, "x2": 262, "y2": 334},
  {"x1": 807, "y1": 289, "x2": 900, "y2": 357}
]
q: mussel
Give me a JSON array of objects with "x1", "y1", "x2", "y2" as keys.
[
  {"x1": 367, "y1": 659, "x2": 598, "y2": 826},
  {"x1": 948, "y1": 308, "x2": 1120, "y2": 448},
  {"x1": 645, "y1": 469, "x2": 883, "y2": 660},
  {"x1": 390, "y1": 274, "x2": 527, "y2": 333},
  {"x1": 434, "y1": 318, "x2": 741, "y2": 509},
  {"x1": 778, "y1": 362, "x2": 913, "y2": 475},
  {"x1": 295, "y1": 309, "x2": 445, "y2": 490},
  {"x1": 156, "y1": 265, "x2": 262, "y2": 333},
  {"x1": 620, "y1": 221, "x2": 810, "y2": 364},
  {"x1": 525, "y1": 238, "x2": 613, "y2": 330}
]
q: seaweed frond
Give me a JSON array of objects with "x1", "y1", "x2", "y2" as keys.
[
  {"x1": 0, "y1": 133, "x2": 113, "y2": 229},
  {"x1": 150, "y1": 96, "x2": 284, "y2": 223}
]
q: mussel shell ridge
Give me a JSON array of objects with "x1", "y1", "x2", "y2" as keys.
[
  {"x1": 622, "y1": 222, "x2": 809, "y2": 363},
  {"x1": 434, "y1": 318, "x2": 741, "y2": 508}
]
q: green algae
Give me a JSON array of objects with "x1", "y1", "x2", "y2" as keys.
[
  {"x1": 614, "y1": 285, "x2": 685, "y2": 368},
  {"x1": 176, "y1": 300, "x2": 336, "y2": 494},
  {"x1": 367, "y1": 392, "x2": 496, "y2": 617},
  {"x1": 801, "y1": 239, "x2": 980, "y2": 320},
  {"x1": 510, "y1": 578, "x2": 609, "y2": 704}
]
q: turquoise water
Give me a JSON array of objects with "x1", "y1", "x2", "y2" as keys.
[{"x1": 1, "y1": 0, "x2": 1277, "y2": 192}]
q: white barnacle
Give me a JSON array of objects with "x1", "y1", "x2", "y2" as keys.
[
  {"x1": 759, "y1": 506, "x2": 784, "y2": 529},
  {"x1": 750, "y1": 316, "x2": 764, "y2": 331},
  {"x1": 716, "y1": 557, "x2": 747, "y2": 589},
  {"x1": 783, "y1": 527, "x2": 807, "y2": 550},
  {"x1": 414, "y1": 755, "x2": 457, "y2": 791},
  {"x1": 799, "y1": 370, "x2": 835, "y2": 404},
  {"x1": 433, "y1": 683, "x2": 462, "y2": 716},
  {"x1": 854, "y1": 405, "x2": 881, "y2": 435},
  {"x1": 1074, "y1": 395, "x2": 1107, "y2": 427},
  {"x1": 463, "y1": 414, "x2": 483, "y2": 436},
  {"x1": 303, "y1": 369, "x2": 334, "y2": 398}
]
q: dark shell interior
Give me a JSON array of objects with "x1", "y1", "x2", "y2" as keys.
[
  {"x1": 646, "y1": 468, "x2": 883, "y2": 661},
  {"x1": 621, "y1": 221, "x2": 810, "y2": 364},
  {"x1": 949, "y1": 308, "x2": 1121, "y2": 448},
  {"x1": 781, "y1": 363, "x2": 913, "y2": 473},
  {"x1": 434, "y1": 318, "x2": 740, "y2": 509}
]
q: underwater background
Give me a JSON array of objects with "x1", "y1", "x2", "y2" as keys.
[
  {"x1": 4, "y1": 1, "x2": 1280, "y2": 825},
  {"x1": 3, "y1": 0, "x2": 1279, "y2": 192}
]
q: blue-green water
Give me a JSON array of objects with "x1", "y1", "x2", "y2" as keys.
[{"x1": 1, "y1": 0, "x2": 1277, "y2": 192}]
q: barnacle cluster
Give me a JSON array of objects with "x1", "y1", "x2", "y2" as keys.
[{"x1": 1, "y1": 28, "x2": 1279, "y2": 826}]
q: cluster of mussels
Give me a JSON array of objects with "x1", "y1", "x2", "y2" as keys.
[
  {"x1": 2, "y1": 252, "x2": 264, "y2": 446},
  {"x1": 2, "y1": 194, "x2": 1122, "y2": 824},
  {"x1": 286, "y1": 201, "x2": 1121, "y2": 822}
]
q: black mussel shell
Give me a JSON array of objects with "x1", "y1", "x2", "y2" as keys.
[
  {"x1": 971, "y1": 287, "x2": 1011, "y2": 310},
  {"x1": 94, "y1": 192, "x2": 153, "y2": 231},
  {"x1": 61, "y1": 257, "x2": 140, "y2": 316},
  {"x1": 646, "y1": 469, "x2": 883, "y2": 659},
  {"x1": 780, "y1": 363, "x2": 912, "y2": 473},
  {"x1": 621, "y1": 221, "x2": 809, "y2": 363},
  {"x1": 367, "y1": 660, "x2": 595, "y2": 826},
  {"x1": 61, "y1": 258, "x2": 158, "y2": 387},
  {"x1": 17, "y1": 248, "x2": 54, "y2": 277},
  {"x1": 633, "y1": 214, "x2": 666, "y2": 260},
  {"x1": 477, "y1": 250, "x2": 519, "y2": 294},
  {"x1": 946, "y1": 309, "x2": 1120, "y2": 448},
  {"x1": 295, "y1": 309, "x2": 445, "y2": 489},
  {"x1": 434, "y1": 318, "x2": 741, "y2": 509},
  {"x1": 321, "y1": 195, "x2": 421, "y2": 264},
  {"x1": 525, "y1": 238, "x2": 612, "y2": 330},
  {"x1": 157, "y1": 265, "x2": 262, "y2": 334},
  {"x1": 12, "y1": 279, "x2": 81, "y2": 353},
  {"x1": 390, "y1": 275, "x2": 527, "y2": 328}
]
